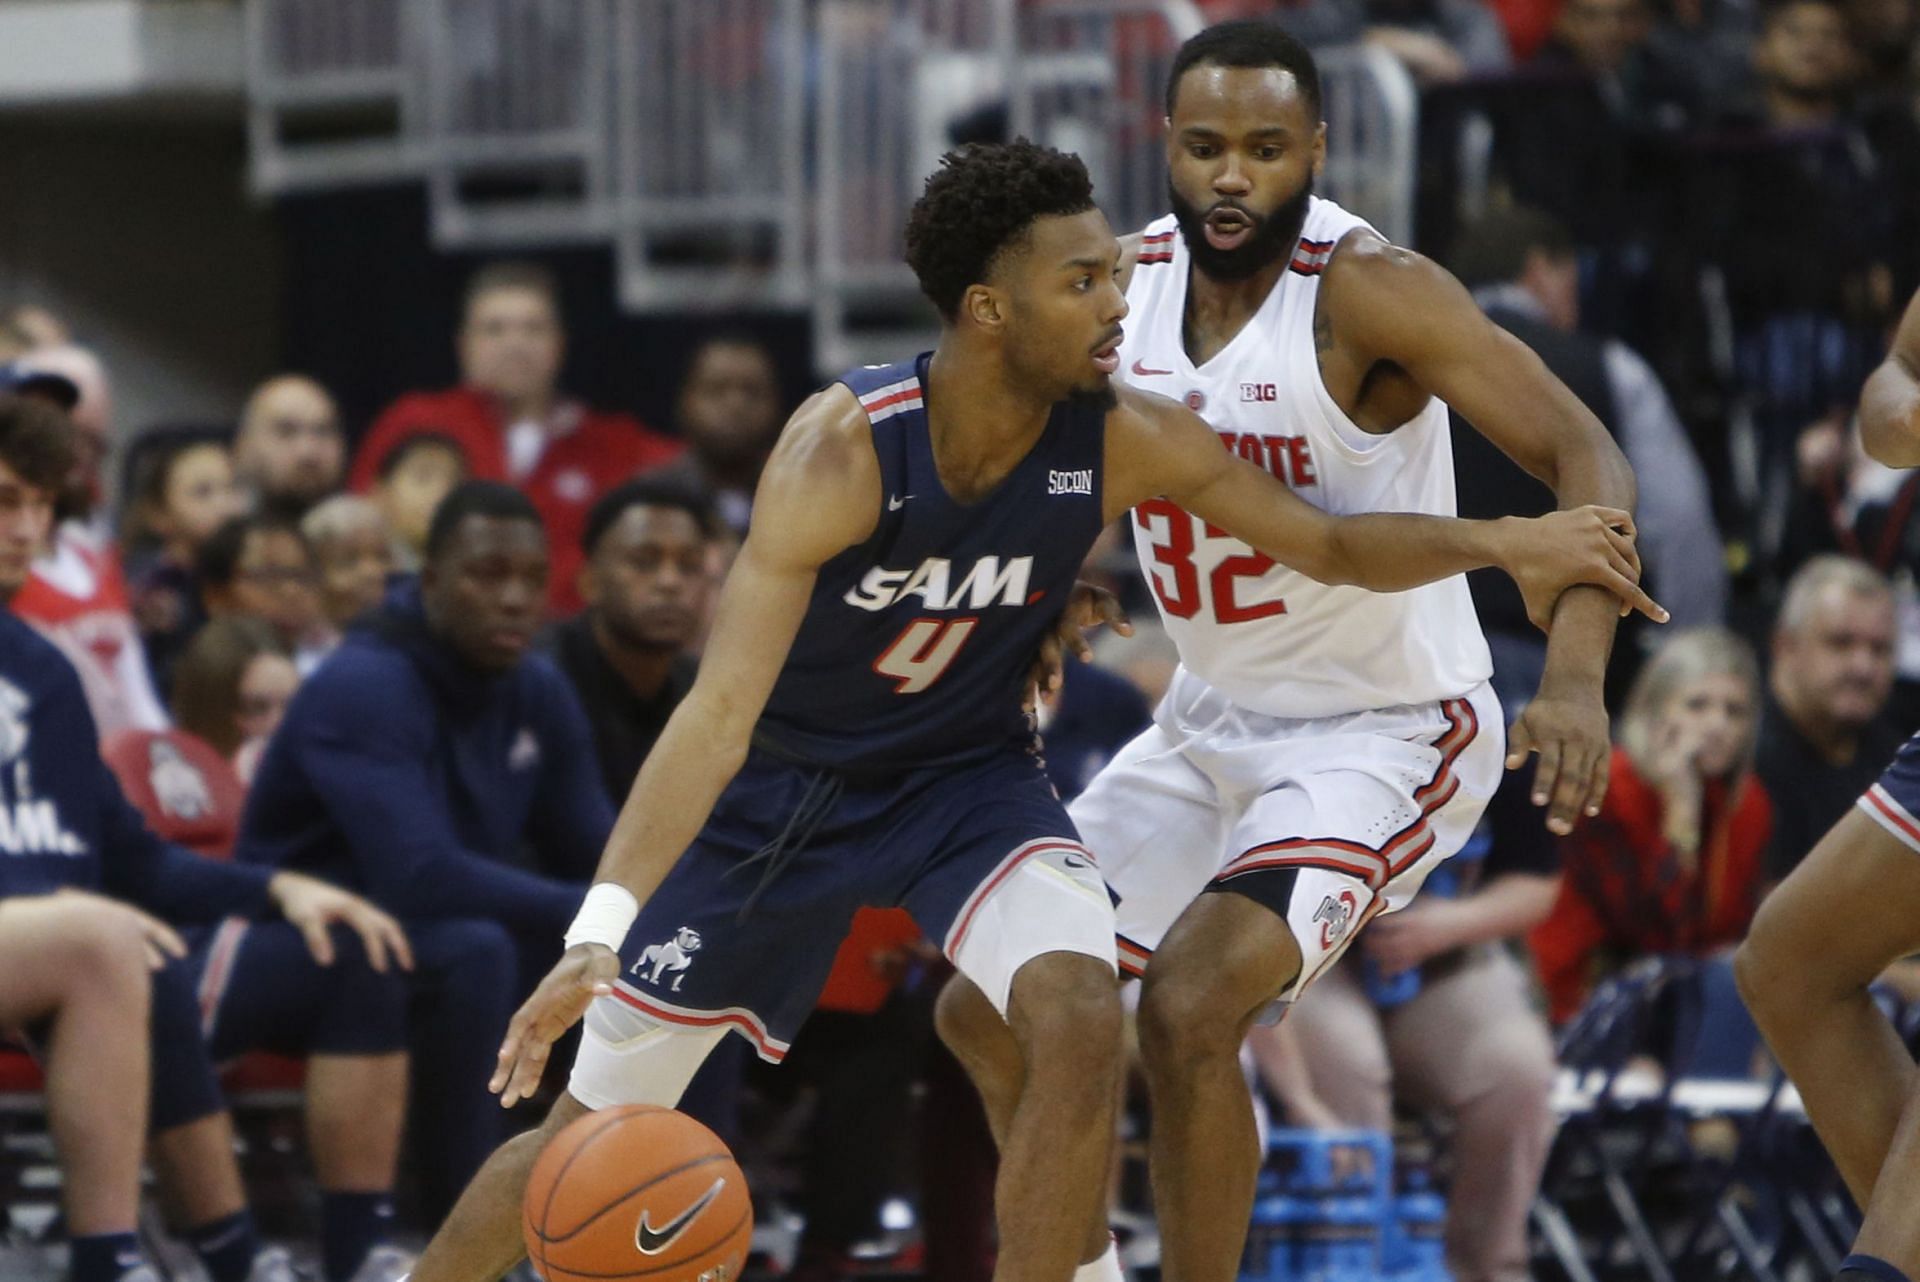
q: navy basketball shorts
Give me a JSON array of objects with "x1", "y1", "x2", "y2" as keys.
[
  {"x1": 1858, "y1": 731, "x2": 1920, "y2": 854},
  {"x1": 147, "y1": 919, "x2": 410, "y2": 1132},
  {"x1": 569, "y1": 746, "x2": 1115, "y2": 1109}
]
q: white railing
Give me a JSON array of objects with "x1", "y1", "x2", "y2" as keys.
[
  {"x1": 419, "y1": 0, "x2": 611, "y2": 247},
  {"x1": 245, "y1": 0, "x2": 421, "y2": 192},
  {"x1": 1315, "y1": 43, "x2": 1418, "y2": 248},
  {"x1": 611, "y1": 0, "x2": 808, "y2": 310},
  {"x1": 245, "y1": 0, "x2": 1418, "y2": 360}
]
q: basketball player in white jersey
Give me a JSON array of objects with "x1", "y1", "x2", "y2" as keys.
[
  {"x1": 937, "y1": 22, "x2": 1652, "y2": 1282},
  {"x1": 1738, "y1": 289, "x2": 1920, "y2": 1282}
]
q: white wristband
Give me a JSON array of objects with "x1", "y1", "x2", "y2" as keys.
[{"x1": 564, "y1": 883, "x2": 639, "y2": 953}]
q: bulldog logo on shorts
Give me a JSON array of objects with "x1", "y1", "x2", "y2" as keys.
[{"x1": 633, "y1": 927, "x2": 702, "y2": 992}]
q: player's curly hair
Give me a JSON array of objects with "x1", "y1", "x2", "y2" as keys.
[
  {"x1": 0, "y1": 394, "x2": 75, "y2": 495},
  {"x1": 904, "y1": 140, "x2": 1096, "y2": 321}
]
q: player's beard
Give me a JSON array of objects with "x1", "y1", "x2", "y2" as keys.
[{"x1": 1168, "y1": 176, "x2": 1314, "y2": 283}]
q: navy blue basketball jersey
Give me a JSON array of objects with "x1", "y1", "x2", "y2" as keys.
[{"x1": 756, "y1": 354, "x2": 1107, "y2": 773}]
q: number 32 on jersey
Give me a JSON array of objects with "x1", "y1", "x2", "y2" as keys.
[{"x1": 1134, "y1": 499, "x2": 1287, "y2": 624}]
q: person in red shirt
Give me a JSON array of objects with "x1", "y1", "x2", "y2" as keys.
[
  {"x1": 348, "y1": 262, "x2": 682, "y2": 613},
  {"x1": 1531, "y1": 628, "x2": 1772, "y2": 1025}
]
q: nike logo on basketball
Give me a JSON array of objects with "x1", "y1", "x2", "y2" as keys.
[
  {"x1": 1130, "y1": 359, "x2": 1172, "y2": 377},
  {"x1": 637, "y1": 1176, "x2": 727, "y2": 1254},
  {"x1": 888, "y1": 494, "x2": 911, "y2": 511}
]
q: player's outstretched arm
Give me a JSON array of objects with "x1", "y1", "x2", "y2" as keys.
[
  {"x1": 492, "y1": 387, "x2": 880, "y2": 1104},
  {"x1": 1318, "y1": 235, "x2": 1649, "y2": 832},
  {"x1": 1860, "y1": 289, "x2": 1920, "y2": 468},
  {"x1": 1103, "y1": 386, "x2": 1663, "y2": 619}
]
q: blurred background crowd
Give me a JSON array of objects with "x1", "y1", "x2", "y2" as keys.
[{"x1": 0, "y1": 0, "x2": 1918, "y2": 1279}]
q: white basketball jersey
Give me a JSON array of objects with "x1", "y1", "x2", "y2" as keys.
[{"x1": 1118, "y1": 198, "x2": 1493, "y2": 720}]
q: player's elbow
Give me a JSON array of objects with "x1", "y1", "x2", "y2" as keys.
[
  {"x1": 672, "y1": 689, "x2": 756, "y2": 766},
  {"x1": 1860, "y1": 407, "x2": 1920, "y2": 469},
  {"x1": 1300, "y1": 526, "x2": 1370, "y2": 590}
]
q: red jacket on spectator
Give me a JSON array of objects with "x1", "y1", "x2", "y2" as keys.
[
  {"x1": 348, "y1": 387, "x2": 683, "y2": 613},
  {"x1": 1530, "y1": 747, "x2": 1772, "y2": 1023}
]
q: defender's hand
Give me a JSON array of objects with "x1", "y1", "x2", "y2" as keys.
[
  {"x1": 1506, "y1": 687, "x2": 1613, "y2": 835},
  {"x1": 1025, "y1": 581, "x2": 1132, "y2": 709},
  {"x1": 1500, "y1": 507, "x2": 1666, "y2": 633},
  {"x1": 492, "y1": 944, "x2": 620, "y2": 1107},
  {"x1": 267, "y1": 872, "x2": 413, "y2": 973}
]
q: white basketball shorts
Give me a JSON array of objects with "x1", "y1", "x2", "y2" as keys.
[{"x1": 1069, "y1": 666, "x2": 1504, "y2": 1005}]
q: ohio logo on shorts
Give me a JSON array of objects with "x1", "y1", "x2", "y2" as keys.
[
  {"x1": 633, "y1": 926, "x2": 702, "y2": 992},
  {"x1": 1312, "y1": 890, "x2": 1359, "y2": 950}
]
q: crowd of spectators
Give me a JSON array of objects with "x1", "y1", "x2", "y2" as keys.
[{"x1": 0, "y1": 0, "x2": 1916, "y2": 1263}]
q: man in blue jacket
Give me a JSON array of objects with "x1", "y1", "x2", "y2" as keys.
[
  {"x1": 236, "y1": 480, "x2": 610, "y2": 1215},
  {"x1": 0, "y1": 385, "x2": 415, "y2": 1282}
]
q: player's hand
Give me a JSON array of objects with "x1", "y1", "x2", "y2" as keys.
[
  {"x1": 267, "y1": 872, "x2": 414, "y2": 974},
  {"x1": 1025, "y1": 581, "x2": 1133, "y2": 710},
  {"x1": 1362, "y1": 900, "x2": 1468, "y2": 976},
  {"x1": 52, "y1": 887, "x2": 188, "y2": 970},
  {"x1": 1501, "y1": 508, "x2": 1667, "y2": 633},
  {"x1": 493, "y1": 943, "x2": 621, "y2": 1107},
  {"x1": 1506, "y1": 684, "x2": 1613, "y2": 835}
]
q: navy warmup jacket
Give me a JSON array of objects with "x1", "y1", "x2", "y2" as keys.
[
  {"x1": 234, "y1": 590, "x2": 612, "y2": 936},
  {"x1": 0, "y1": 611, "x2": 273, "y2": 916}
]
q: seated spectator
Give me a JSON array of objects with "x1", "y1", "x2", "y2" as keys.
[
  {"x1": 1449, "y1": 206, "x2": 1726, "y2": 703},
  {"x1": 646, "y1": 333, "x2": 785, "y2": 539},
  {"x1": 1531, "y1": 628, "x2": 1772, "y2": 1026},
  {"x1": 551, "y1": 479, "x2": 715, "y2": 804},
  {"x1": 371, "y1": 432, "x2": 467, "y2": 572},
  {"x1": 1275, "y1": 767, "x2": 1562, "y2": 1282},
  {"x1": 348, "y1": 262, "x2": 683, "y2": 612},
  {"x1": 121, "y1": 435, "x2": 247, "y2": 693},
  {"x1": 1689, "y1": 0, "x2": 1920, "y2": 537},
  {"x1": 197, "y1": 513, "x2": 333, "y2": 673},
  {"x1": 171, "y1": 617, "x2": 301, "y2": 781},
  {"x1": 1529, "y1": 0, "x2": 1715, "y2": 128},
  {"x1": 1846, "y1": 0, "x2": 1918, "y2": 107},
  {"x1": 1281, "y1": 0, "x2": 1513, "y2": 82},
  {"x1": 234, "y1": 375, "x2": 346, "y2": 520},
  {"x1": 0, "y1": 392, "x2": 416, "y2": 1282},
  {"x1": 235, "y1": 482, "x2": 612, "y2": 1216},
  {"x1": 5, "y1": 350, "x2": 170, "y2": 736},
  {"x1": 1757, "y1": 556, "x2": 1903, "y2": 880},
  {"x1": 303, "y1": 495, "x2": 394, "y2": 632}
]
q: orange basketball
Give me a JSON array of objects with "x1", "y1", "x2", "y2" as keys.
[{"x1": 523, "y1": 1105, "x2": 753, "y2": 1282}]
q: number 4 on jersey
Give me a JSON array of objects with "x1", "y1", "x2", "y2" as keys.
[
  {"x1": 1134, "y1": 499, "x2": 1287, "y2": 624},
  {"x1": 874, "y1": 617, "x2": 979, "y2": 693}
]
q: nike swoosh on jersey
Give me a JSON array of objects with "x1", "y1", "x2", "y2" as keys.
[
  {"x1": 888, "y1": 494, "x2": 912, "y2": 511},
  {"x1": 637, "y1": 1176, "x2": 727, "y2": 1254},
  {"x1": 1130, "y1": 359, "x2": 1173, "y2": 377}
]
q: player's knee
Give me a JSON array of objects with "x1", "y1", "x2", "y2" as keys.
[
  {"x1": 1007, "y1": 954, "x2": 1123, "y2": 1073},
  {"x1": 1734, "y1": 898, "x2": 1827, "y2": 1017},
  {"x1": 1138, "y1": 938, "x2": 1290, "y2": 1070},
  {"x1": 934, "y1": 976, "x2": 1016, "y2": 1071}
]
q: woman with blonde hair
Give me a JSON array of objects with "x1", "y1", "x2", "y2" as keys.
[{"x1": 1530, "y1": 628, "x2": 1773, "y2": 1025}]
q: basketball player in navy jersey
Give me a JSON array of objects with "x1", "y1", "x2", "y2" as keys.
[
  {"x1": 405, "y1": 140, "x2": 1659, "y2": 1282},
  {"x1": 1739, "y1": 289, "x2": 1920, "y2": 1282}
]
